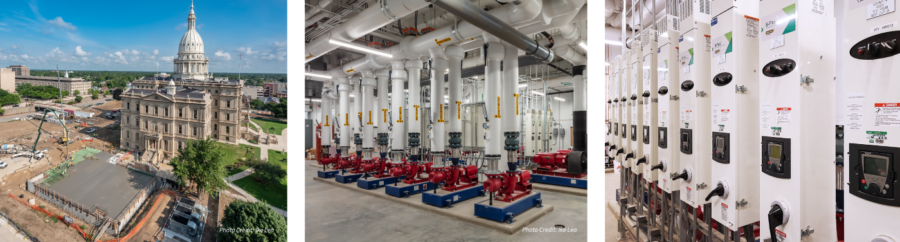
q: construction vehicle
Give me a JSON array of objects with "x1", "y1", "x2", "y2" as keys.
[
  {"x1": 31, "y1": 109, "x2": 69, "y2": 163},
  {"x1": 0, "y1": 144, "x2": 18, "y2": 154}
]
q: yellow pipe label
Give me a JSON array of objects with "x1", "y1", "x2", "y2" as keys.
[
  {"x1": 346, "y1": 68, "x2": 355, "y2": 73},
  {"x1": 413, "y1": 105, "x2": 420, "y2": 121},
  {"x1": 438, "y1": 104, "x2": 444, "y2": 122},
  {"x1": 514, "y1": 93, "x2": 520, "y2": 115},
  {"x1": 344, "y1": 113, "x2": 349, "y2": 126},
  {"x1": 306, "y1": 53, "x2": 315, "y2": 59},
  {"x1": 358, "y1": 112, "x2": 363, "y2": 124},
  {"x1": 435, "y1": 37, "x2": 452, "y2": 46},
  {"x1": 325, "y1": 115, "x2": 330, "y2": 126},
  {"x1": 382, "y1": 109, "x2": 388, "y2": 123},
  {"x1": 494, "y1": 96, "x2": 501, "y2": 118},
  {"x1": 367, "y1": 111, "x2": 373, "y2": 125},
  {"x1": 456, "y1": 101, "x2": 462, "y2": 120},
  {"x1": 397, "y1": 107, "x2": 404, "y2": 123}
]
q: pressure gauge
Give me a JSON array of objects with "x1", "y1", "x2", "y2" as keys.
[{"x1": 483, "y1": 122, "x2": 489, "y2": 129}]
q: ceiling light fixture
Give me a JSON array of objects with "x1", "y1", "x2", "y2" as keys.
[
  {"x1": 329, "y1": 39, "x2": 393, "y2": 58},
  {"x1": 303, "y1": 72, "x2": 331, "y2": 80}
]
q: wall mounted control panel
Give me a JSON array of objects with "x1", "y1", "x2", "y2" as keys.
[
  {"x1": 849, "y1": 31, "x2": 900, "y2": 60},
  {"x1": 659, "y1": 127, "x2": 668, "y2": 148},
  {"x1": 677, "y1": 0, "x2": 711, "y2": 207},
  {"x1": 849, "y1": 144, "x2": 900, "y2": 206},
  {"x1": 761, "y1": 59, "x2": 796, "y2": 77},
  {"x1": 711, "y1": 132, "x2": 730, "y2": 164}
]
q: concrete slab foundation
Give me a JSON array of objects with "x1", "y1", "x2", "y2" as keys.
[{"x1": 312, "y1": 176, "x2": 555, "y2": 234}]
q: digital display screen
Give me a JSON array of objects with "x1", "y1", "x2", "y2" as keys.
[
  {"x1": 660, "y1": 130, "x2": 665, "y2": 138},
  {"x1": 769, "y1": 144, "x2": 781, "y2": 159},
  {"x1": 716, "y1": 137, "x2": 725, "y2": 149},
  {"x1": 864, "y1": 156, "x2": 889, "y2": 177}
]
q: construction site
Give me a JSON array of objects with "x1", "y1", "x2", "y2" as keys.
[{"x1": 0, "y1": 100, "x2": 226, "y2": 242}]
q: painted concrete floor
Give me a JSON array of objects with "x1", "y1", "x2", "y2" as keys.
[{"x1": 304, "y1": 163, "x2": 587, "y2": 241}]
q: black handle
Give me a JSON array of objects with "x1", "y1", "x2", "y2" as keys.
[
  {"x1": 705, "y1": 183, "x2": 725, "y2": 201},
  {"x1": 609, "y1": 145, "x2": 617, "y2": 151},
  {"x1": 768, "y1": 205, "x2": 785, "y2": 241},
  {"x1": 672, "y1": 171, "x2": 688, "y2": 181},
  {"x1": 650, "y1": 163, "x2": 664, "y2": 171},
  {"x1": 625, "y1": 152, "x2": 634, "y2": 160},
  {"x1": 616, "y1": 148, "x2": 625, "y2": 155},
  {"x1": 635, "y1": 156, "x2": 647, "y2": 166}
]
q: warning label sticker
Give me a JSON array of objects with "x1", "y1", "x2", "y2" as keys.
[
  {"x1": 721, "y1": 202, "x2": 729, "y2": 222},
  {"x1": 685, "y1": 187, "x2": 692, "y2": 199},
  {"x1": 777, "y1": 107, "x2": 792, "y2": 125},
  {"x1": 681, "y1": 108, "x2": 693, "y2": 123},
  {"x1": 775, "y1": 228, "x2": 787, "y2": 242},
  {"x1": 660, "y1": 111, "x2": 668, "y2": 127},
  {"x1": 846, "y1": 93, "x2": 866, "y2": 130},
  {"x1": 874, "y1": 103, "x2": 900, "y2": 127},
  {"x1": 720, "y1": 109, "x2": 731, "y2": 124}
]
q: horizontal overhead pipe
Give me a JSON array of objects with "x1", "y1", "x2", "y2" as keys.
[{"x1": 428, "y1": 0, "x2": 555, "y2": 63}]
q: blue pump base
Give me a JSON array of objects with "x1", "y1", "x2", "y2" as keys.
[
  {"x1": 356, "y1": 175, "x2": 405, "y2": 189},
  {"x1": 529, "y1": 174, "x2": 588, "y2": 189},
  {"x1": 422, "y1": 185, "x2": 485, "y2": 208},
  {"x1": 317, "y1": 170, "x2": 340, "y2": 179},
  {"x1": 474, "y1": 192, "x2": 543, "y2": 224},
  {"x1": 335, "y1": 172, "x2": 371, "y2": 183},
  {"x1": 384, "y1": 182, "x2": 434, "y2": 198}
]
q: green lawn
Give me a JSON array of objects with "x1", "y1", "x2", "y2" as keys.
[
  {"x1": 242, "y1": 122, "x2": 258, "y2": 132},
  {"x1": 218, "y1": 142, "x2": 261, "y2": 176},
  {"x1": 252, "y1": 118, "x2": 287, "y2": 135},
  {"x1": 232, "y1": 150, "x2": 288, "y2": 210}
]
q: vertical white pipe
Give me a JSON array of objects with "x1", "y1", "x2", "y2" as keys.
[
  {"x1": 390, "y1": 61, "x2": 407, "y2": 154},
  {"x1": 361, "y1": 71, "x2": 376, "y2": 150},
  {"x1": 406, "y1": 60, "x2": 423, "y2": 135},
  {"x1": 429, "y1": 47, "x2": 447, "y2": 161},
  {"x1": 446, "y1": 45, "x2": 464, "y2": 134},
  {"x1": 338, "y1": 76, "x2": 351, "y2": 155},
  {"x1": 320, "y1": 88, "x2": 332, "y2": 147},
  {"x1": 501, "y1": 42, "x2": 519, "y2": 171},
  {"x1": 376, "y1": 69, "x2": 390, "y2": 135},
  {"x1": 484, "y1": 33, "x2": 505, "y2": 159}
]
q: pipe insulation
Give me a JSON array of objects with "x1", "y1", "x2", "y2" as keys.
[
  {"x1": 501, "y1": 42, "x2": 519, "y2": 171},
  {"x1": 406, "y1": 59, "x2": 423, "y2": 135},
  {"x1": 338, "y1": 76, "x2": 352, "y2": 153},
  {"x1": 305, "y1": 0, "x2": 332, "y2": 20},
  {"x1": 428, "y1": 0, "x2": 554, "y2": 63},
  {"x1": 429, "y1": 48, "x2": 448, "y2": 155},
  {"x1": 573, "y1": 65, "x2": 586, "y2": 151},
  {"x1": 361, "y1": 71, "x2": 376, "y2": 149},
  {"x1": 484, "y1": 33, "x2": 505, "y2": 158},
  {"x1": 446, "y1": 45, "x2": 464, "y2": 134},
  {"x1": 305, "y1": 0, "x2": 429, "y2": 62},
  {"x1": 321, "y1": 88, "x2": 333, "y2": 147},
  {"x1": 390, "y1": 61, "x2": 407, "y2": 152},
  {"x1": 375, "y1": 69, "x2": 390, "y2": 135},
  {"x1": 306, "y1": 12, "x2": 333, "y2": 28}
]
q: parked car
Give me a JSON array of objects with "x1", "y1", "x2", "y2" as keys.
[
  {"x1": 106, "y1": 99, "x2": 112, "y2": 101},
  {"x1": 13, "y1": 118, "x2": 20, "y2": 121},
  {"x1": 0, "y1": 162, "x2": 8, "y2": 169},
  {"x1": 85, "y1": 128, "x2": 97, "y2": 133}
]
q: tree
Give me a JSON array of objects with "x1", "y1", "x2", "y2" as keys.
[
  {"x1": 113, "y1": 89, "x2": 124, "y2": 100},
  {"x1": 92, "y1": 93, "x2": 99, "y2": 100},
  {"x1": 0, "y1": 109, "x2": 6, "y2": 116},
  {"x1": 74, "y1": 90, "x2": 80, "y2": 96},
  {"x1": 104, "y1": 90, "x2": 110, "y2": 96},
  {"x1": 253, "y1": 162, "x2": 286, "y2": 186},
  {"x1": 61, "y1": 90, "x2": 70, "y2": 97},
  {"x1": 216, "y1": 201, "x2": 286, "y2": 242},
  {"x1": 250, "y1": 99, "x2": 264, "y2": 109},
  {"x1": 170, "y1": 137, "x2": 229, "y2": 196},
  {"x1": 75, "y1": 96, "x2": 83, "y2": 103}
]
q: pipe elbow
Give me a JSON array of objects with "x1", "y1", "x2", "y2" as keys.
[
  {"x1": 375, "y1": 69, "x2": 390, "y2": 78},
  {"x1": 428, "y1": 47, "x2": 446, "y2": 59},
  {"x1": 360, "y1": 70, "x2": 375, "y2": 79},
  {"x1": 405, "y1": 59, "x2": 423, "y2": 70},
  {"x1": 484, "y1": 42, "x2": 505, "y2": 61},
  {"x1": 445, "y1": 45, "x2": 464, "y2": 60}
]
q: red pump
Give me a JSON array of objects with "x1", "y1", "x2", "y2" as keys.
[
  {"x1": 362, "y1": 157, "x2": 397, "y2": 178},
  {"x1": 428, "y1": 165, "x2": 479, "y2": 191},
  {"x1": 400, "y1": 162, "x2": 433, "y2": 184},
  {"x1": 533, "y1": 150, "x2": 586, "y2": 178},
  {"x1": 483, "y1": 170, "x2": 533, "y2": 203}
]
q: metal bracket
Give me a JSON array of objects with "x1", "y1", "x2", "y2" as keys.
[
  {"x1": 735, "y1": 199, "x2": 748, "y2": 209},
  {"x1": 380, "y1": 0, "x2": 399, "y2": 20},
  {"x1": 639, "y1": 100, "x2": 644, "y2": 104},
  {"x1": 651, "y1": 98, "x2": 658, "y2": 103},
  {"x1": 800, "y1": 75, "x2": 815, "y2": 85},
  {"x1": 735, "y1": 85, "x2": 747, "y2": 93},
  {"x1": 695, "y1": 91, "x2": 706, "y2": 97},
  {"x1": 801, "y1": 225, "x2": 815, "y2": 237},
  {"x1": 670, "y1": 95, "x2": 679, "y2": 100},
  {"x1": 697, "y1": 182, "x2": 707, "y2": 190}
]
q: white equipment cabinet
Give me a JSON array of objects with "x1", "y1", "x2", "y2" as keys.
[
  {"x1": 842, "y1": 0, "x2": 900, "y2": 240},
  {"x1": 708, "y1": 0, "x2": 760, "y2": 232},
  {"x1": 758, "y1": 1, "x2": 837, "y2": 241},
  {"x1": 676, "y1": 0, "x2": 712, "y2": 208},
  {"x1": 657, "y1": 14, "x2": 681, "y2": 193},
  {"x1": 642, "y1": 29, "x2": 660, "y2": 182}
]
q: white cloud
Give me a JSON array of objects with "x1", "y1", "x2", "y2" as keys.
[
  {"x1": 46, "y1": 16, "x2": 77, "y2": 31},
  {"x1": 73, "y1": 46, "x2": 91, "y2": 56},
  {"x1": 175, "y1": 23, "x2": 188, "y2": 30},
  {"x1": 20, "y1": 54, "x2": 30, "y2": 59},
  {"x1": 112, "y1": 51, "x2": 127, "y2": 64},
  {"x1": 236, "y1": 47, "x2": 258, "y2": 55},
  {"x1": 81, "y1": 57, "x2": 88, "y2": 61},
  {"x1": 160, "y1": 56, "x2": 175, "y2": 62},
  {"x1": 274, "y1": 41, "x2": 286, "y2": 48},
  {"x1": 130, "y1": 49, "x2": 140, "y2": 55},
  {"x1": 153, "y1": 49, "x2": 159, "y2": 55},
  {"x1": 214, "y1": 50, "x2": 232, "y2": 60},
  {"x1": 11, "y1": 44, "x2": 20, "y2": 49}
]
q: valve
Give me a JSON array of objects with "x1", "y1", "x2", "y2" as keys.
[{"x1": 705, "y1": 181, "x2": 729, "y2": 201}]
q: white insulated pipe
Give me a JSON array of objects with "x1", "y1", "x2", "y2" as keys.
[
  {"x1": 305, "y1": 0, "x2": 429, "y2": 62},
  {"x1": 305, "y1": 0, "x2": 332, "y2": 20},
  {"x1": 484, "y1": 33, "x2": 504, "y2": 157},
  {"x1": 338, "y1": 76, "x2": 352, "y2": 153},
  {"x1": 406, "y1": 59, "x2": 423, "y2": 135},
  {"x1": 501, "y1": 43, "x2": 519, "y2": 133},
  {"x1": 375, "y1": 69, "x2": 390, "y2": 135},
  {"x1": 321, "y1": 88, "x2": 333, "y2": 147},
  {"x1": 306, "y1": 12, "x2": 333, "y2": 28},
  {"x1": 574, "y1": 71, "x2": 586, "y2": 111},
  {"x1": 390, "y1": 61, "x2": 407, "y2": 152},
  {"x1": 429, "y1": 47, "x2": 448, "y2": 156},
  {"x1": 361, "y1": 71, "x2": 376, "y2": 149},
  {"x1": 446, "y1": 45, "x2": 464, "y2": 134}
]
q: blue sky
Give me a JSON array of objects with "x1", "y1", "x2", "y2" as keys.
[{"x1": 0, "y1": 0, "x2": 287, "y2": 73}]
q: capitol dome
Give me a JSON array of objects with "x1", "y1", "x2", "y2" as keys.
[{"x1": 172, "y1": 3, "x2": 210, "y2": 80}]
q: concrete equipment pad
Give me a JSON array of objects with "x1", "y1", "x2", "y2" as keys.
[
  {"x1": 49, "y1": 151, "x2": 154, "y2": 218},
  {"x1": 313, "y1": 176, "x2": 554, "y2": 234},
  {"x1": 532, "y1": 183, "x2": 588, "y2": 196}
]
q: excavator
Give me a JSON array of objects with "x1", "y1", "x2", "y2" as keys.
[{"x1": 30, "y1": 109, "x2": 70, "y2": 164}]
